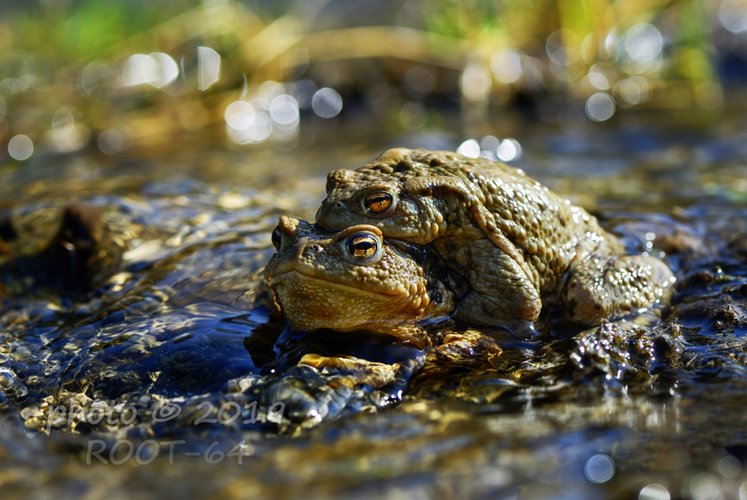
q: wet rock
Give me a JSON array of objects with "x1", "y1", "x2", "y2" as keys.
[
  {"x1": 671, "y1": 271, "x2": 747, "y2": 334},
  {"x1": 566, "y1": 322, "x2": 686, "y2": 393},
  {"x1": 1, "y1": 203, "x2": 124, "y2": 293}
]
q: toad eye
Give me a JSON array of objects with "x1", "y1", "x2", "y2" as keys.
[
  {"x1": 271, "y1": 226, "x2": 282, "y2": 250},
  {"x1": 363, "y1": 192, "x2": 393, "y2": 213},
  {"x1": 346, "y1": 234, "x2": 378, "y2": 259}
]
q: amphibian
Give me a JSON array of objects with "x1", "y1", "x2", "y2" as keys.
[
  {"x1": 315, "y1": 148, "x2": 675, "y2": 331},
  {"x1": 263, "y1": 215, "x2": 501, "y2": 401},
  {"x1": 264, "y1": 215, "x2": 464, "y2": 346}
]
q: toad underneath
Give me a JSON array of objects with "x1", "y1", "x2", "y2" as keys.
[
  {"x1": 264, "y1": 215, "x2": 463, "y2": 346},
  {"x1": 315, "y1": 148, "x2": 675, "y2": 332}
]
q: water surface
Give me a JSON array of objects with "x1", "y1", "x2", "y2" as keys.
[{"x1": 2, "y1": 110, "x2": 747, "y2": 499}]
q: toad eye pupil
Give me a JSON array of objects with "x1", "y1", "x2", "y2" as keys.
[
  {"x1": 364, "y1": 192, "x2": 393, "y2": 213},
  {"x1": 271, "y1": 226, "x2": 282, "y2": 250},
  {"x1": 347, "y1": 235, "x2": 378, "y2": 258}
]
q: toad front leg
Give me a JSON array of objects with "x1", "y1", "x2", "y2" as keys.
[{"x1": 434, "y1": 238, "x2": 542, "y2": 330}]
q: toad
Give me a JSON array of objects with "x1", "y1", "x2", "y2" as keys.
[
  {"x1": 264, "y1": 215, "x2": 464, "y2": 347},
  {"x1": 315, "y1": 148, "x2": 675, "y2": 331}
]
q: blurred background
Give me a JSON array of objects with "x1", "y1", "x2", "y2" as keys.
[{"x1": 0, "y1": 0, "x2": 744, "y2": 163}]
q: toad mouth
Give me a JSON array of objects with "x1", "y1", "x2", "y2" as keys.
[{"x1": 266, "y1": 270, "x2": 406, "y2": 298}]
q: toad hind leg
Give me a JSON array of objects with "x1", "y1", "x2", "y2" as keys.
[{"x1": 561, "y1": 253, "x2": 674, "y2": 325}]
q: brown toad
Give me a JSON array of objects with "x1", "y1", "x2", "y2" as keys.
[
  {"x1": 315, "y1": 148, "x2": 675, "y2": 332},
  {"x1": 264, "y1": 216, "x2": 463, "y2": 346},
  {"x1": 262, "y1": 216, "x2": 501, "y2": 401}
]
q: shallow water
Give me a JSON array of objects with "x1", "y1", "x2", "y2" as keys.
[{"x1": 2, "y1": 109, "x2": 747, "y2": 499}]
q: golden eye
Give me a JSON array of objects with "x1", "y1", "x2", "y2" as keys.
[
  {"x1": 271, "y1": 226, "x2": 282, "y2": 250},
  {"x1": 363, "y1": 192, "x2": 393, "y2": 213},
  {"x1": 346, "y1": 234, "x2": 378, "y2": 258}
]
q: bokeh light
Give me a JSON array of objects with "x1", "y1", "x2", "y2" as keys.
[
  {"x1": 0, "y1": 0, "x2": 736, "y2": 157},
  {"x1": 49, "y1": 106, "x2": 90, "y2": 152},
  {"x1": 399, "y1": 102, "x2": 427, "y2": 130},
  {"x1": 588, "y1": 64, "x2": 611, "y2": 90},
  {"x1": 456, "y1": 137, "x2": 522, "y2": 162},
  {"x1": 0, "y1": 52, "x2": 33, "y2": 94},
  {"x1": 269, "y1": 94, "x2": 300, "y2": 129},
  {"x1": 718, "y1": 455, "x2": 741, "y2": 478},
  {"x1": 197, "y1": 46, "x2": 221, "y2": 91},
  {"x1": 614, "y1": 77, "x2": 651, "y2": 106},
  {"x1": 150, "y1": 52, "x2": 179, "y2": 88},
  {"x1": 460, "y1": 64, "x2": 491, "y2": 101},
  {"x1": 98, "y1": 127, "x2": 132, "y2": 155},
  {"x1": 78, "y1": 61, "x2": 117, "y2": 100},
  {"x1": 546, "y1": 29, "x2": 582, "y2": 65},
  {"x1": 225, "y1": 101, "x2": 256, "y2": 131},
  {"x1": 497, "y1": 138, "x2": 522, "y2": 162},
  {"x1": 491, "y1": 49, "x2": 522, "y2": 84},
  {"x1": 403, "y1": 65, "x2": 435, "y2": 98},
  {"x1": 584, "y1": 454, "x2": 615, "y2": 483},
  {"x1": 8, "y1": 134, "x2": 33, "y2": 160},
  {"x1": 547, "y1": 29, "x2": 585, "y2": 82},
  {"x1": 585, "y1": 92, "x2": 616, "y2": 121},
  {"x1": 480, "y1": 135, "x2": 500, "y2": 154},
  {"x1": 639, "y1": 483, "x2": 670, "y2": 500},
  {"x1": 121, "y1": 54, "x2": 159, "y2": 87},
  {"x1": 689, "y1": 472, "x2": 722, "y2": 500},
  {"x1": 225, "y1": 85, "x2": 300, "y2": 145},
  {"x1": 625, "y1": 24, "x2": 663, "y2": 62},
  {"x1": 312, "y1": 88, "x2": 342, "y2": 118},
  {"x1": 226, "y1": 100, "x2": 269, "y2": 144},
  {"x1": 719, "y1": 0, "x2": 747, "y2": 33},
  {"x1": 291, "y1": 79, "x2": 318, "y2": 109},
  {"x1": 456, "y1": 139, "x2": 480, "y2": 158}
]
